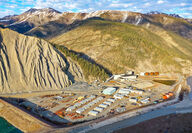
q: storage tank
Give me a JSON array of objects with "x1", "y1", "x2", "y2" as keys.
[
  {"x1": 166, "y1": 94, "x2": 170, "y2": 98},
  {"x1": 155, "y1": 72, "x2": 159, "y2": 76},
  {"x1": 168, "y1": 92, "x2": 174, "y2": 97},
  {"x1": 150, "y1": 72, "x2": 155, "y2": 76},
  {"x1": 162, "y1": 95, "x2": 168, "y2": 100},
  {"x1": 145, "y1": 72, "x2": 150, "y2": 76},
  {"x1": 140, "y1": 72, "x2": 145, "y2": 76}
]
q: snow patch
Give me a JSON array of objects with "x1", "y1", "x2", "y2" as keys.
[
  {"x1": 122, "y1": 12, "x2": 128, "y2": 23},
  {"x1": 146, "y1": 22, "x2": 150, "y2": 28},
  {"x1": 84, "y1": 10, "x2": 107, "y2": 19},
  {"x1": 135, "y1": 15, "x2": 143, "y2": 25},
  {"x1": 72, "y1": 13, "x2": 79, "y2": 20},
  {"x1": 9, "y1": 17, "x2": 29, "y2": 26}
]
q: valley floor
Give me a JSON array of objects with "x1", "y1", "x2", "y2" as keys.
[{"x1": 0, "y1": 73, "x2": 185, "y2": 133}]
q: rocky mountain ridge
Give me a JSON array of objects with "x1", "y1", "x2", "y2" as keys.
[
  {"x1": 26, "y1": 10, "x2": 192, "y2": 40},
  {"x1": 1, "y1": 9, "x2": 192, "y2": 40},
  {"x1": 0, "y1": 8, "x2": 62, "y2": 33}
]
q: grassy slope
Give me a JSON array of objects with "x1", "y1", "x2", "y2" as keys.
[{"x1": 51, "y1": 19, "x2": 192, "y2": 74}]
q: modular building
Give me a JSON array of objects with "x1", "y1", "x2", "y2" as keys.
[
  {"x1": 99, "y1": 103, "x2": 108, "y2": 108},
  {"x1": 88, "y1": 110, "x2": 99, "y2": 116},
  {"x1": 126, "y1": 71, "x2": 134, "y2": 75},
  {"x1": 79, "y1": 100, "x2": 87, "y2": 104},
  {"x1": 114, "y1": 93, "x2": 124, "y2": 99},
  {"x1": 83, "y1": 104, "x2": 90, "y2": 109},
  {"x1": 107, "y1": 98, "x2": 115, "y2": 103},
  {"x1": 118, "y1": 88, "x2": 131, "y2": 95},
  {"x1": 102, "y1": 87, "x2": 116, "y2": 95},
  {"x1": 77, "y1": 96, "x2": 84, "y2": 100},
  {"x1": 124, "y1": 87, "x2": 144, "y2": 95},
  {"x1": 94, "y1": 107, "x2": 104, "y2": 112},
  {"x1": 79, "y1": 95, "x2": 96, "y2": 105},
  {"x1": 131, "y1": 89, "x2": 143, "y2": 95},
  {"x1": 103, "y1": 101, "x2": 112, "y2": 105},
  {"x1": 74, "y1": 103, "x2": 81, "y2": 107},
  {"x1": 54, "y1": 96, "x2": 63, "y2": 100},
  {"x1": 140, "y1": 99, "x2": 150, "y2": 104},
  {"x1": 76, "y1": 108, "x2": 85, "y2": 114},
  {"x1": 113, "y1": 74, "x2": 125, "y2": 80},
  {"x1": 121, "y1": 75, "x2": 138, "y2": 80},
  {"x1": 140, "y1": 72, "x2": 145, "y2": 76},
  {"x1": 77, "y1": 96, "x2": 104, "y2": 113},
  {"x1": 66, "y1": 106, "x2": 76, "y2": 112},
  {"x1": 129, "y1": 97, "x2": 138, "y2": 103}
]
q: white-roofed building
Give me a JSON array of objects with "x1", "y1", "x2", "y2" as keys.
[
  {"x1": 103, "y1": 101, "x2": 112, "y2": 105},
  {"x1": 99, "y1": 104, "x2": 108, "y2": 108},
  {"x1": 76, "y1": 108, "x2": 85, "y2": 114},
  {"x1": 140, "y1": 72, "x2": 145, "y2": 76},
  {"x1": 74, "y1": 103, "x2": 81, "y2": 107},
  {"x1": 140, "y1": 98, "x2": 150, "y2": 104},
  {"x1": 118, "y1": 88, "x2": 131, "y2": 95},
  {"x1": 123, "y1": 87, "x2": 144, "y2": 95},
  {"x1": 66, "y1": 106, "x2": 76, "y2": 112},
  {"x1": 121, "y1": 75, "x2": 138, "y2": 80},
  {"x1": 94, "y1": 107, "x2": 104, "y2": 112},
  {"x1": 129, "y1": 97, "x2": 138, "y2": 103},
  {"x1": 114, "y1": 93, "x2": 124, "y2": 99},
  {"x1": 126, "y1": 70, "x2": 134, "y2": 75},
  {"x1": 107, "y1": 98, "x2": 116, "y2": 103},
  {"x1": 88, "y1": 110, "x2": 99, "y2": 116}
]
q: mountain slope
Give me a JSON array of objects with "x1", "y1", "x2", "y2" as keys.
[
  {"x1": 1, "y1": 9, "x2": 191, "y2": 40},
  {"x1": 50, "y1": 19, "x2": 192, "y2": 74},
  {"x1": 24, "y1": 10, "x2": 192, "y2": 40},
  {"x1": 0, "y1": 8, "x2": 62, "y2": 34},
  {"x1": 0, "y1": 28, "x2": 84, "y2": 93}
]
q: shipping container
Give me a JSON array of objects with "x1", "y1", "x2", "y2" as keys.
[
  {"x1": 155, "y1": 72, "x2": 159, "y2": 76},
  {"x1": 145, "y1": 72, "x2": 150, "y2": 76}
]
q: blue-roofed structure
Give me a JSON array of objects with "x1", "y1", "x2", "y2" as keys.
[{"x1": 102, "y1": 87, "x2": 116, "y2": 95}]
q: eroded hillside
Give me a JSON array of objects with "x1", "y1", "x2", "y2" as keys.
[{"x1": 0, "y1": 28, "x2": 85, "y2": 93}]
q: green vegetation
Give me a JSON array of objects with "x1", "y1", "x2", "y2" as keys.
[
  {"x1": 153, "y1": 80, "x2": 176, "y2": 86},
  {"x1": 52, "y1": 44, "x2": 110, "y2": 81},
  {"x1": 51, "y1": 19, "x2": 192, "y2": 73}
]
